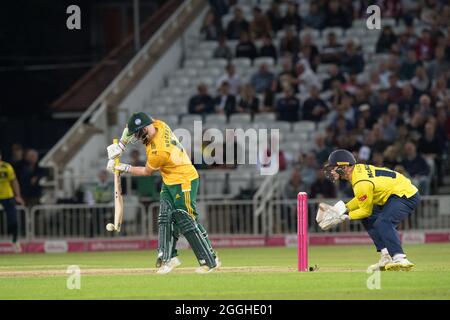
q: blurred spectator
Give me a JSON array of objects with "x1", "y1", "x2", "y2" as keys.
[
  {"x1": 282, "y1": 168, "x2": 306, "y2": 232},
  {"x1": 284, "y1": 168, "x2": 308, "y2": 199},
  {"x1": 372, "y1": 151, "x2": 385, "y2": 167},
  {"x1": 200, "y1": 10, "x2": 222, "y2": 41},
  {"x1": 383, "y1": 145, "x2": 400, "y2": 169},
  {"x1": 303, "y1": 1, "x2": 324, "y2": 30},
  {"x1": 188, "y1": 83, "x2": 215, "y2": 115},
  {"x1": 85, "y1": 170, "x2": 114, "y2": 204},
  {"x1": 249, "y1": 6, "x2": 272, "y2": 39},
  {"x1": 266, "y1": 2, "x2": 283, "y2": 33},
  {"x1": 130, "y1": 149, "x2": 145, "y2": 167},
  {"x1": 314, "y1": 134, "x2": 333, "y2": 166},
  {"x1": 399, "y1": 49, "x2": 422, "y2": 80},
  {"x1": 296, "y1": 59, "x2": 321, "y2": 93},
  {"x1": 323, "y1": 0, "x2": 351, "y2": 29},
  {"x1": 401, "y1": 142, "x2": 431, "y2": 194},
  {"x1": 295, "y1": 33, "x2": 320, "y2": 71},
  {"x1": 237, "y1": 84, "x2": 259, "y2": 115},
  {"x1": 427, "y1": 46, "x2": 450, "y2": 79},
  {"x1": 214, "y1": 81, "x2": 237, "y2": 117},
  {"x1": 320, "y1": 31, "x2": 344, "y2": 64},
  {"x1": 415, "y1": 29, "x2": 434, "y2": 61},
  {"x1": 216, "y1": 63, "x2": 241, "y2": 96},
  {"x1": 208, "y1": 0, "x2": 228, "y2": 17},
  {"x1": 235, "y1": 31, "x2": 258, "y2": 60},
  {"x1": 275, "y1": 86, "x2": 300, "y2": 122},
  {"x1": 310, "y1": 169, "x2": 336, "y2": 199},
  {"x1": 386, "y1": 74, "x2": 403, "y2": 103},
  {"x1": 10, "y1": 143, "x2": 25, "y2": 172},
  {"x1": 322, "y1": 64, "x2": 346, "y2": 91},
  {"x1": 258, "y1": 35, "x2": 277, "y2": 61},
  {"x1": 226, "y1": 6, "x2": 249, "y2": 40},
  {"x1": 431, "y1": 75, "x2": 450, "y2": 102},
  {"x1": 300, "y1": 153, "x2": 318, "y2": 187},
  {"x1": 411, "y1": 65, "x2": 430, "y2": 94},
  {"x1": 282, "y1": 2, "x2": 302, "y2": 30},
  {"x1": 250, "y1": 63, "x2": 275, "y2": 94},
  {"x1": 376, "y1": 26, "x2": 397, "y2": 53},
  {"x1": 418, "y1": 121, "x2": 445, "y2": 185},
  {"x1": 279, "y1": 28, "x2": 299, "y2": 56},
  {"x1": 276, "y1": 57, "x2": 297, "y2": 92},
  {"x1": 18, "y1": 149, "x2": 46, "y2": 206},
  {"x1": 213, "y1": 35, "x2": 233, "y2": 60},
  {"x1": 340, "y1": 39, "x2": 365, "y2": 75},
  {"x1": 416, "y1": 94, "x2": 434, "y2": 118},
  {"x1": 358, "y1": 103, "x2": 376, "y2": 129},
  {"x1": 398, "y1": 83, "x2": 417, "y2": 114},
  {"x1": 302, "y1": 86, "x2": 329, "y2": 122}
]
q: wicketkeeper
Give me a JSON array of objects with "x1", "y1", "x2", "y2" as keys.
[
  {"x1": 106, "y1": 112, "x2": 220, "y2": 274},
  {"x1": 316, "y1": 149, "x2": 420, "y2": 271}
]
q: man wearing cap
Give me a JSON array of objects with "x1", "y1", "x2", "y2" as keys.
[
  {"x1": 316, "y1": 149, "x2": 420, "y2": 271},
  {"x1": 106, "y1": 113, "x2": 220, "y2": 274}
]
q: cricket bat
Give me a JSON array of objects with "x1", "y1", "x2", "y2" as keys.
[{"x1": 113, "y1": 138, "x2": 124, "y2": 232}]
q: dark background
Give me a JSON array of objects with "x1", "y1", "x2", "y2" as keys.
[{"x1": 0, "y1": 0, "x2": 164, "y2": 157}]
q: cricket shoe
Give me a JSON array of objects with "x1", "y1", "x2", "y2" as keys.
[
  {"x1": 215, "y1": 254, "x2": 221, "y2": 268},
  {"x1": 156, "y1": 263, "x2": 174, "y2": 274},
  {"x1": 368, "y1": 253, "x2": 392, "y2": 272},
  {"x1": 168, "y1": 257, "x2": 181, "y2": 268},
  {"x1": 195, "y1": 264, "x2": 217, "y2": 274},
  {"x1": 385, "y1": 256, "x2": 415, "y2": 271}
]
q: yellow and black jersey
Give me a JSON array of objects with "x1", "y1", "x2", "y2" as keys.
[
  {"x1": 345, "y1": 164, "x2": 418, "y2": 220},
  {"x1": 0, "y1": 161, "x2": 16, "y2": 200},
  {"x1": 145, "y1": 119, "x2": 198, "y2": 191}
]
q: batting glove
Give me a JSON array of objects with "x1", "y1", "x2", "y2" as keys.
[
  {"x1": 106, "y1": 160, "x2": 131, "y2": 174},
  {"x1": 107, "y1": 141, "x2": 126, "y2": 160}
]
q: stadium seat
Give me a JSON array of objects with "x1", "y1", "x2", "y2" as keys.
[
  {"x1": 233, "y1": 57, "x2": 252, "y2": 69},
  {"x1": 267, "y1": 121, "x2": 292, "y2": 132},
  {"x1": 180, "y1": 114, "x2": 202, "y2": 125},
  {"x1": 300, "y1": 29, "x2": 320, "y2": 40},
  {"x1": 254, "y1": 57, "x2": 275, "y2": 68},
  {"x1": 205, "y1": 114, "x2": 227, "y2": 125},
  {"x1": 253, "y1": 113, "x2": 276, "y2": 122},
  {"x1": 293, "y1": 121, "x2": 316, "y2": 133},
  {"x1": 207, "y1": 58, "x2": 228, "y2": 68},
  {"x1": 229, "y1": 113, "x2": 252, "y2": 124},
  {"x1": 185, "y1": 59, "x2": 205, "y2": 68}
]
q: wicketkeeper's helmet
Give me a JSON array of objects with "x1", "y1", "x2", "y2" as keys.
[{"x1": 324, "y1": 149, "x2": 356, "y2": 182}]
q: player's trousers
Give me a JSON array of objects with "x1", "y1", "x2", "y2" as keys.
[
  {"x1": 159, "y1": 178, "x2": 216, "y2": 262},
  {"x1": 361, "y1": 192, "x2": 420, "y2": 256},
  {"x1": 0, "y1": 198, "x2": 18, "y2": 243}
]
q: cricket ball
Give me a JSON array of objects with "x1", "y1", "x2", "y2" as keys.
[{"x1": 106, "y1": 223, "x2": 115, "y2": 232}]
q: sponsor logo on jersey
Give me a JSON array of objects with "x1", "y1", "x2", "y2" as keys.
[{"x1": 358, "y1": 195, "x2": 368, "y2": 201}]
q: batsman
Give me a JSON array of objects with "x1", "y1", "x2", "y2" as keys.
[
  {"x1": 106, "y1": 112, "x2": 220, "y2": 274},
  {"x1": 316, "y1": 149, "x2": 420, "y2": 271}
]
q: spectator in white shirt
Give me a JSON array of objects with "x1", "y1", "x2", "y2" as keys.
[{"x1": 216, "y1": 63, "x2": 241, "y2": 95}]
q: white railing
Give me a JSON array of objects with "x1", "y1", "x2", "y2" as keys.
[
  {"x1": 29, "y1": 203, "x2": 146, "y2": 240},
  {"x1": 2, "y1": 196, "x2": 450, "y2": 240}
]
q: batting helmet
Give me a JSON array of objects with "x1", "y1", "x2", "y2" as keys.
[{"x1": 127, "y1": 112, "x2": 153, "y2": 135}]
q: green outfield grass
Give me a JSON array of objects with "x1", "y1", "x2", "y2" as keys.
[{"x1": 1, "y1": 243, "x2": 450, "y2": 299}]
